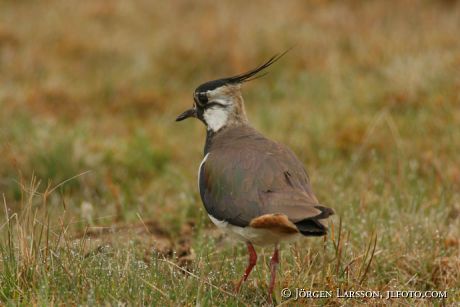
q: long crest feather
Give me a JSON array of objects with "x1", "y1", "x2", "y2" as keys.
[
  {"x1": 226, "y1": 49, "x2": 291, "y2": 84},
  {"x1": 194, "y1": 49, "x2": 292, "y2": 94}
]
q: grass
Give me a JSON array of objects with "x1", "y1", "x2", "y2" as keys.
[{"x1": 1, "y1": 0, "x2": 459, "y2": 305}]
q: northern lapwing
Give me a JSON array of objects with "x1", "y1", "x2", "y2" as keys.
[{"x1": 176, "y1": 52, "x2": 334, "y2": 303}]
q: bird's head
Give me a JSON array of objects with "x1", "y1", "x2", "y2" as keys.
[{"x1": 176, "y1": 52, "x2": 288, "y2": 133}]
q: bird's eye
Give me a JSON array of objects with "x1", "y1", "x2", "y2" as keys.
[{"x1": 196, "y1": 92, "x2": 208, "y2": 105}]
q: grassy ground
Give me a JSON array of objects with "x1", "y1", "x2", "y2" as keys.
[{"x1": 1, "y1": 0, "x2": 459, "y2": 305}]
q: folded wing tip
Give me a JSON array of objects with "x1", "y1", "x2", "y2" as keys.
[
  {"x1": 294, "y1": 205, "x2": 334, "y2": 237},
  {"x1": 314, "y1": 205, "x2": 335, "y2": 217}
]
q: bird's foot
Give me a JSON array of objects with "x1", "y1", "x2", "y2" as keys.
[{"x1": 234, "y1": 277, "x2": 244, "y2": 293}]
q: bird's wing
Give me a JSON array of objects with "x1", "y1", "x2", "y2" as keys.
[{"x1": 199, "y1": 135, "x2": 332, "y2": 232}]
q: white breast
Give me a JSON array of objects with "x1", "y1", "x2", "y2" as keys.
[
  {"x1": 208, "y1": 214, "x2": 301, "y2": 246},
  {"x1": 198, "y1": 153, "x2": 209, "y2": 195}
]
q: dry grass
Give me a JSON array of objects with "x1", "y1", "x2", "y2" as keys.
[{"x1": 1, "y1": 0, "x2": 459, "y2": 305}]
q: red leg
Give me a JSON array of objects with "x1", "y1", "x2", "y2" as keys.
[
  {"x1": 235, "y1": 242, "x2": 257, "y2": 293},
  {"x1": 268, "y1": 245, "x2": 280, "y2": 304}
]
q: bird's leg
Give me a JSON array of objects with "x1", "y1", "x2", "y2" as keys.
[
  {"x1": 235, "y1": 242, "x2": 257, "y2": 293},
  {"x1": 268, "y1": 244, "x2": 280, "y2": 304}
]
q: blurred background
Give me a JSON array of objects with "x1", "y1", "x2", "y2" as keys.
[
  {"x1": 1, "y1": 0, "x2": 459, "y2": 220},
  {"x1": 0, "y1": 0, "x2": 459, "y2": 304}
]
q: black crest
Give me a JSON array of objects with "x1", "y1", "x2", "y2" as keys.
[{"x1": 195, "y1": 50, "x2": 290, "y2": 94}]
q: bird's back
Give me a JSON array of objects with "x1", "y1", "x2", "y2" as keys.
[{"x1": 199, "y1": 124, "x2": 333, "y2": 235}]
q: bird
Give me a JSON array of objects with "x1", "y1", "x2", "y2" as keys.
[{"x1": 176, "y1": 52, "x2": 334, "y2": 303}]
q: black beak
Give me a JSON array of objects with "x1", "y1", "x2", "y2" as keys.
[{"x1": 176, "y1": 108, "x2": 197, "y2": 121}]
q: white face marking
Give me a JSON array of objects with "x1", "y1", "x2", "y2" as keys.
[
  {"x1": 203, "y1": 107, "x2": 230, "y2": 132},
  {"x1": 205, "y1": 87, "x2": 233, "y2": 106},
  {"x1": 198, "y1": 84, "x2": 242, "y2": 132}
]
